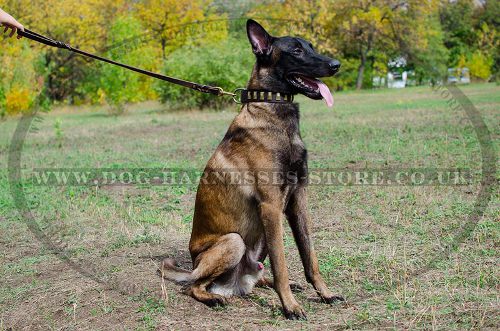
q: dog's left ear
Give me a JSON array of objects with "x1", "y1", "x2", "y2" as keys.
[{"x1": 247, "y1": 19, "x2": 273, "y2": 57}]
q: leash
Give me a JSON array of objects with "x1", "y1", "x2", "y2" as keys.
[
  {"x1": 18, "y1": 29, "x2": 240, "y2": 100},
  {"x1": 17, "y1": 29, "x2": 294, "y2": 105}
]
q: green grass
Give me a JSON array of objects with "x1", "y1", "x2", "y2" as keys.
[{"x1": 0, "y1": 84, "x2": 498, "y2": 330}]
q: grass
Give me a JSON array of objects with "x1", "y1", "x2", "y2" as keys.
[{"x1": 0, "y1": 84, "x2": 498, "y2": 330}]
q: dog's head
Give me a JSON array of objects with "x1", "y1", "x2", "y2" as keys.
[{"x1": 247, "y1": 19, "x2": 340, "y2": 107}]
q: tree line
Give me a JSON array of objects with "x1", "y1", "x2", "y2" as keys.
[{"x1": 0, "y1": 0, "x2": 497, "y2": 116}]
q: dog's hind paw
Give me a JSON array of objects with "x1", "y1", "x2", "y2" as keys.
[{"x1": 205, "y1": 295, "x2": 228, "y2": 307}]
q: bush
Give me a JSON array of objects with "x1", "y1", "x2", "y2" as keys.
[
  {"x1": 467, "y1": 50, "x2": 493, "y2": 81},
  {"x1": 156, "y1": 37, "x2": 254, "y2": 110},
  {"x1": 99, "y1": 15, "x2": 158, "y2": 114},
  {"x1": 5, "y1": 87, "x2": 33, "y2": 115},
  {"x1": 0, "y1": 39, "x2": 47, "y2": 116},
  {"x1": 322, "y1": 57, "x2": 360, "y2": 91},
  {"x1": 75, "y1": 15, "x2": 160, "y2": 113}
]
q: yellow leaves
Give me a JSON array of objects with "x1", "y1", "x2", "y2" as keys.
[
  {"x1": 135, "y1": 0, "x2": 228, "y2": 57},
  {"x1": 467, "y1": 51, "x2": 493, "y2": 80},
  {"x1": 97, "y1": 88, "x2": 106, "y2": 105},
  {"x1": 476, "y1": 22, "x2": 498, "y2": 52},
  {"x1": 458, "y1": 54, "x2": 467, "y2": 69},
  {"x1": 352, "y1": 6, "x2": 386, "y2": 31},
  {"x1": 373, "y1": 56, "x2": 389, "y2": 75},
  {"x1": 5, "y1": 87, "x2": 33, "y2": 115},
  {"x1": 0, "y1": 40, "x2": 41, "y2": 86}
]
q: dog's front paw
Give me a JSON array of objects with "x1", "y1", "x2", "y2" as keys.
[{"x1": 283, "y1": 303, "x2": 307, "y2": 320}]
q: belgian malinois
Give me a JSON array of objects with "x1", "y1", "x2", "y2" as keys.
[{"x1": 161, "y1": 19, "x2": 342, "y2": 320}]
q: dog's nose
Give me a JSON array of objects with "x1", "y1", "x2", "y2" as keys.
[{"x1": 329, "y1": 60, "x2": 341, "y2": 73}]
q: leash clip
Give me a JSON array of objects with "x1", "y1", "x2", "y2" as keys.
[
  {"x1": 231, "y1": 88, "x2": 245, "y2": 104},
  {"x1": 214, "y1": 87, "x2": 243, "y2": 104}
]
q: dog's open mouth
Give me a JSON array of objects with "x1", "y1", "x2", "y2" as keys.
[{"x1": 286, "y1": 73, "x2": 334, "y2": 107}]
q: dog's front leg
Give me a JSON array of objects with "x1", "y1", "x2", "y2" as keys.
[
  {"x1": 259, "y1": 200, "x2": 306, "y2": 320},
  {"x1": 285, "y1": 186, "x2": 344, "y2": 303}
]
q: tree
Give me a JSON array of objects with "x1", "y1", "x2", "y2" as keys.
[
  {"x1": 248, "y1": 0, "x2": 336, "y2": 56},
  {"x1": 135, "y1": 0, "x2": 228, "y2": 59},
  {"x1": 97, "y1": 15, "x2": 158, "y2": 113},
  {"x1": 331, "y1": 0, "x2": 447, "y2": 89},
  {"x1": 248, "y1": 0, "x2": 448, "y2": 89},
  {"x1": 156, "y1": 36, "x2": 254, "y2": 109},
  {"x1": 331, "y1": 1, "x2": 397, "y2": 90},
  {"x1": 387, "y1": 0, "x2": 448, "y2": 83},
  {"x1": 439, "y1": 0, "x2": 477, "y2": 67},
  {"x1": 439, "y1": 0, "x2": 497, "y2": 81},
  {"x1": 0, "y1": 0, "x2": 130, "y2": 101}
]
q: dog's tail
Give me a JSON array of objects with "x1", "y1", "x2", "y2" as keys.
[{"x1": 159, "y1": 258, "x2": 195, "y2": 285}]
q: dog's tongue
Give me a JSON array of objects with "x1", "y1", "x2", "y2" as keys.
[{"x1": 318, "y1": 81, "x2": 334, "y2": 107}]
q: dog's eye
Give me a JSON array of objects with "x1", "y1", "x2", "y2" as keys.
[{"x1": 292, "y1": 48, "x2": 303, "y2": 55}]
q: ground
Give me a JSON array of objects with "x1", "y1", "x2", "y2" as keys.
[{"x1": 0, "y1": 84, "x2": 498, "y2": 330}]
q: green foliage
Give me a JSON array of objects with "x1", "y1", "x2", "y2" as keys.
[
  {"x1": 408, "y1": 17, "x2": 449, "y2": 84},
  {"x1": 156, "y1": 37, "x2": 253, "y2": 109},
  {"x1": 439, "y1": 0, "x2": 476, "y2": 67},
  {"x1": 323, "y1": 57, "x2": 362, "y2": 91},
  {"x1": 439, "y1": 0, "x2": 498, "y2": 80},
  {"x1": 0, "y1": 86, "x2": 5, "y2": 119},
  {"x1": 98, "y1": 15, "x2": 156, "y2": 114},
  {"x1": 135, "y1": 0, "x2": 228, "y2": 59}
]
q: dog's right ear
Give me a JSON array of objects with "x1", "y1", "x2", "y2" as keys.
[{"x1": 247, "y1": 19, "x2": 273, "y2": 57}]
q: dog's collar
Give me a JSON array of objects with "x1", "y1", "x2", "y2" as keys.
[{"x1": 240, "y1": 89, "x2": 294, "y2": 104}]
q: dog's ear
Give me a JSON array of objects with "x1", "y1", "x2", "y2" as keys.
[{"x1": 247, "y1": 19, "x2": 273, "y2": 57}]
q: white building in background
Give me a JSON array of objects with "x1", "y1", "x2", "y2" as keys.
[
  {"x1": 447, "y1": 68, "x2": 471, "y2": 84},
  {"x1": 373, "y1": 55, "x2": 472, "y2": 89},
  {"x1": 372, "y1": 56, "x2": 412, "y2": 89},
  {"x1": 373, "y1": 71, "x2": 412, "y2": 89},
  {"x1": 387, "y1": 71, "x2": 408, "y2": 89}
]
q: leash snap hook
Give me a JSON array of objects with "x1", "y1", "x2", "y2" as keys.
[
  {"x1": 214, "y1": 87, "x2": 243, "y2": 104},
  {"x1": 214, "y1": 87, "x2": 238, "y2": 97},
  {"x1": 231, "y1": 88, "x2": 244, "y2": 104}
]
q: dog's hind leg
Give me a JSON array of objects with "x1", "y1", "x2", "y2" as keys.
[{"x1": 185, "y1": 233, "x2": 245, "y2": 306}]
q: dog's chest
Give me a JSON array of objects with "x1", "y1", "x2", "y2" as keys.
[
  {"x1": 289, "y1": 132, "x2": 306, "y2": 164},
  {"x1": 279, "y1": 127, "x2": 308, "y2": 185}
]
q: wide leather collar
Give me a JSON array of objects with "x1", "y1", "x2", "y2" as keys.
[{"x1": 240, "y1": 89, "x2": 294, "y2": 104}]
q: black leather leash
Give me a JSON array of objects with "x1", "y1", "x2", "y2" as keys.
[{"x1": 17, "y1": 29, "x2": 294, "y2": 105}]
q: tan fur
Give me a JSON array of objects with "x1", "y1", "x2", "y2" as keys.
[
  {"x1": 161, "y1": 20, "x2": 343, "y2": 318},
  {"x1": 161, "y1": 100, "x2": 340, "y2": 319}
]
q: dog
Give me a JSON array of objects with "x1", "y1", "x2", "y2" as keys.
[{"x1": 160, "y1": 19, "x2": 342, "y2": 320}]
